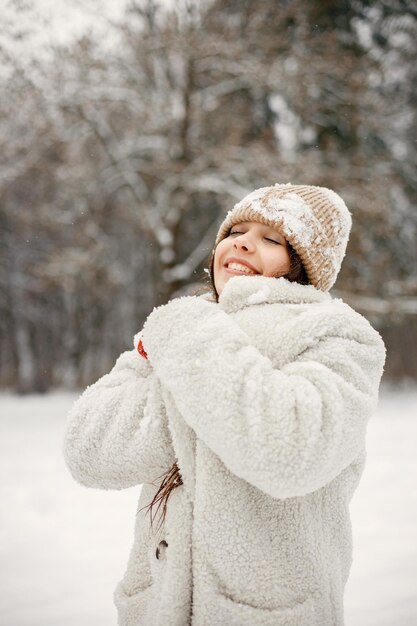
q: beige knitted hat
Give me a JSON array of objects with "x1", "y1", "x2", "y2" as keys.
[{"x1": 214, "y1": 183, "x2": 352, "y2": 291}]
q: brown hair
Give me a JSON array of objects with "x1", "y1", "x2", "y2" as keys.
[
  {"x1": 139, "y1": 463, "x2": 183, "y2": 532},
  {"x1": 143, "y1": 237, "x2": 308, "y2": 530}
]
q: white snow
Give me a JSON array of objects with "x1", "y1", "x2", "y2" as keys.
[
  {"x1": 0, "y1": 393, "x2": 138, "y2": 626},
  {"x1": 0, "y1": 387, "x2": 416, "y2": 625},
  {"x1": 268, "y1": 93, "x2": 300, "y2": 160},
  {"x1": 1, "y1": 0, "x2": 130, "y2": 66}
]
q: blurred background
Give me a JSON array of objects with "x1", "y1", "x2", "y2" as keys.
[
  {"x1": 1, "y1": 1, "x2": 416, "y2": 626},
  {"x1": 1, "y1": 0, "x2": 416, "y2": 393}
]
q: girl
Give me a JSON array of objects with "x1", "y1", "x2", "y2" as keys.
[{"x1": 64, "y1": 183, "x2": 386, "y2": 626}]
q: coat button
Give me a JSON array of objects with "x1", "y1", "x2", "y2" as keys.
[{"x1": 155, "y1": 539, "x2": 168, "y2": 560}]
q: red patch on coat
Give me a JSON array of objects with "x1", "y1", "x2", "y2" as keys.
[{"x1": 137, "y1": 338, "x2": 148, "y2": 360}]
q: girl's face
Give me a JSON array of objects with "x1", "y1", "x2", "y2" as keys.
[{"x1": 213, "y1": 221, "x2": 291, "y2": 296}]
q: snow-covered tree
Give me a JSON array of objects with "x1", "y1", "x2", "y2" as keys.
[{"x1": 1, "y1": 0, "x2": 416, "y2": 389}]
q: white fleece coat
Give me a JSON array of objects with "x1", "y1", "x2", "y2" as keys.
[{"x1": 63, "y1": 275, "x2": 386, "y2": 626}]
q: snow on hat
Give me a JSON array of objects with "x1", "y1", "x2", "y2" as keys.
[{"x1": 214, "y1": 183, "x2": 352, "y2": 291}]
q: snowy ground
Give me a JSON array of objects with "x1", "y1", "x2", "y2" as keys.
[{"x1": 0, "y1": 388, "x2": 416, "y2": 626}]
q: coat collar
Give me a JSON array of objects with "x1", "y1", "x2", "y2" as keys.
[{"x1": 217, "y1": 275, "x2": 331, "y2": 313}]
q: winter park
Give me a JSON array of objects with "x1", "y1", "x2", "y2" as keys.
[
  {"x1": 1, "y1": 1, "x2": 417, "y2": 625},
  {"x1": 1, "y1": 387, "x2": 417, "y2": 626}
]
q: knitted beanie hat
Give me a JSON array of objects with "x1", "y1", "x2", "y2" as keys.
[{"x1": 214, "y1": 183, "x2": 352, "y2": 291}]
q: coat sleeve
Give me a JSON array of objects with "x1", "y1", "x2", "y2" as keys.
[
  {"x1": 63, "y1": 348, "x2": 175, "y2": 490},
  {"x1": 141, "y1": 296, "x2": 386, "y2": 499}
]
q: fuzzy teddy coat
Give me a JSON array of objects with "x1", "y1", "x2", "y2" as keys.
[{"x1": 63, "y1": 275, "x2": 386, "y2": 626}]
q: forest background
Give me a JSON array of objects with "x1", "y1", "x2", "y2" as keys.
[{"x1": 1, "y1": 0, "x2": 416, "y2": 393}]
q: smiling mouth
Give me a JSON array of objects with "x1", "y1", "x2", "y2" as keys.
[{"x1": 226, "y1": 262, "x2": 259, "y2": 275}]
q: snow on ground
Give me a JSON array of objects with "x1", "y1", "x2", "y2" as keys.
[{"x1": 0, "y1": 387, "x2": 416, "y2": 626}]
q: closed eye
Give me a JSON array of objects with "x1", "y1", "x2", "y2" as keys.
[{"x1": 265, "y1": 237, "x2": 281, "y2": 245}]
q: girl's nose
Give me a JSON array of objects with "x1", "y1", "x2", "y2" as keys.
[{"x1": 233, "y1": 233, "x2": 254, "y2": 252}]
